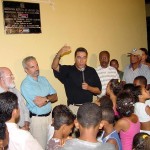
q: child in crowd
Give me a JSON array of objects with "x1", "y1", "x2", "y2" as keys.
[
  {"x1": 115, "y1": 92, "x2": 140, "y2": 150},
  {"x1": 133, "y1": 86, "x2": 150, "y2": 134},
  {"x1": 0, "y1": 92, "x2": 43, "y2": 150},
  {"x1": 132, "y1": 132, "x2": 150, "y2": 150},
  {"x1": 123, "y1": 83, "x2": 135, "y2": 93},
  {"x1": 98, "y1": 107, "x2": 122, "y2": 150},
  {"x1": 61, "y1": 103, "x2": 115, "y2": 150},
  {"x1": 110, "y1": 59, "x2": 124, "y2": 80},
  {"x1": 106, "y1": 79, "x2": 124, "y2": 117},
  {"x1": 47, "y1": 105, "x2": 75, "y2": 150},
  {"x1": 95, "y1": 95, "x2": 113, "y2": 108},
  {"x1": 133, "y1": 76, "x2": 150, "y2": 106}
]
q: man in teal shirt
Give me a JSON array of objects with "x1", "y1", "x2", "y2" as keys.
[{"x1": 21, "y1": 56, "x2": 57, "y2": 149}]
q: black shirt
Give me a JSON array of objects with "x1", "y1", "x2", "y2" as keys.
[{"x1": 53, "y1": 65, "x2": 101, "y2": 105}]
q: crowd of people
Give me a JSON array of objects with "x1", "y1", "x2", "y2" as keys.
[{"x1": 0, "y1": 45, "x2": 150, "y2": 150}]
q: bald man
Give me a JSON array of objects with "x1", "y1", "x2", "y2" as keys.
[{"x1": 0, "y1": 67, "x2": 30, "y2": 130}]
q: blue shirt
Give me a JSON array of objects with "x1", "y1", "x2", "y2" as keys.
[
  {"x1": 123, "y1": 64, "x2": 150, "y2": 84},
  {"x1": 98, "y1": 130, "x2": 122, "y2": 150},
  {"x1": 21, "y1": 75, "x2": 56, "y2": 115}
]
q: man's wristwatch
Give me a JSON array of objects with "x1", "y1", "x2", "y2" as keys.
[{"x1": 45, "y1": 95, "x2": 49, "y2": 103}]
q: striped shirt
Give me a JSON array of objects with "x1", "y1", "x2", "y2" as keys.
[{"x1": 96, "y1": 66, "x2": 120, "y2": 97}]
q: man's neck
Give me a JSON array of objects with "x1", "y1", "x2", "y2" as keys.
[
  {"x1": 53, "y1": 130, "x2": 63, "y2": 139},
  {"x1": 6, "y1": 118, "x2": 16, "y2": 124},
  {"x1": 79, "y1": 127, "x2": 98, "y2": 143},
  {"x1": 131, "y1": 62, "x2": 140, "y2": 70},
  {"x1": 104, "y1": 124, "x2": 114, "y2": 136}
]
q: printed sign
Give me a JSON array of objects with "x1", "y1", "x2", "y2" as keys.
[{"x1": 3, "y1": 1, "x2": 42, "y2": 34}]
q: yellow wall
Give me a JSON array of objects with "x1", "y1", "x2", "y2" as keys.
[{"x1": 0, "y1": 0, "x2": 147, "y2": 105}]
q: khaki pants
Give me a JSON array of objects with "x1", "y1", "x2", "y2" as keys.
[
  {"x1": 30, "y1": 115, "x2": 51, "y2": 149},
  {"x1": 68, "y1": 104, "x2": 81, "y2": 115}
]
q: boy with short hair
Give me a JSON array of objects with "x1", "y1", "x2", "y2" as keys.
[
  {"x1": 61, "y1": 103, "x2": 115, "y2": 150},
  {"x1": 98, "y1": 107, "x2": 122, "y2": 150},
  {"x1": 0, "y1": 92, "x2": 43, "y2": 150},
  {"x1": 47, "y1": 105, "x2": 75, "y2": 150}
]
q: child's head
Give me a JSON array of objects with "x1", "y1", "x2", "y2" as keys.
[
  {"x1": 76, "y1": 103, "x2": 102, "y2": 130},
  {"x1": 101, "y1": 107, "x2": 115, "y2": 125},
  {"x1": 117, "y1": 92, "x2": 135, "y2": 117},
  {"x1": 52, "y1": 105, "x2": 75, "y2": 138},
  {"x1": 133, "y1": 86, "x2": 150, "y2": 102},
  {"x1": 110, "y1": 59, "x2": 119, "y2": 71},
  {"x1": 123, "y1": 83, "x2": 135, "y2": 93},
  {"x1": 106, "y1": 79, "x2": 124, "y2": 96},
  {"x1": 134, "y1": 76, "x2": 147, "y2": 88},
  {"x1": 132, "y1": 132, "x2": 150, "y2": 150},
  {"x1": 0, "y1": 92, "x2": 19, "y2": 122},
  {"x1": 96, "y1": 95, "x2": 113, "y2": 108}
]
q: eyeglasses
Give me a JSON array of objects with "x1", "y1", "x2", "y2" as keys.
[{"x1": 4, "y1": 74, "x2": 14, "y2": 79}]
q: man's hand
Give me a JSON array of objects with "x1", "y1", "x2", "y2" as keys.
[
  {"x1": 57, "y1": 45, "x2": 71, "y2": 57},
  {"x1": 21, "y1": 121, "x2": 30, "y2": 131},
  {"x1": 82, "y1": 82, "x2": 101, "y2": 94},
  {"x1": 82, "y1": 82, "x2": 89, "y2": 90},
  {"x1": 34, "y1": 96, "x2": 47, "y2": 107}
]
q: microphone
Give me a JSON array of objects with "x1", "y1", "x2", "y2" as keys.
[{"x1": 80, "y1": 68, "x2": 85, "y2": 83}]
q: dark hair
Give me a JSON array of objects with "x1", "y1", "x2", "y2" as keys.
[
  {"x1": 133, "y1": 132, "x2": 150, "y2": 150},
  {"x1": 110, "y1": 59, "x2": 119, "y2": 66},
  {"x1": 52, "y1": 105, "x2": 75, "y2": 130},
  {"x1": 117, "y1": 92, "x2": 135, "y2": 117},
  {"x1": 123, "y1": 83, "x2": 135, "y2": 93},
  {"x1": 140, "y1": 48, "x2": 148, "y2": 55},
  {"x1": 109, "y1": 79, "x2": 124, "y2": 96},
  {"x1": 134, "y1": 76, "x2": 147, "y2": 88},
  {"x1": 0, "y1": 92, "x2": 18, "y2": 122},
  {"x1": 99, "y1": 95, "x2": 113, "y2": 108},
  {"x1": 0, "y1": 118, "x2": 6, "y2": 140},
  {"x1": 77, "y1": 103, "x2": 102, "y2": 128},
  {"x1": 99, "y1": 51, "x2": 110, "y2": 59},
  {"x1": 140, "y1": 48, "x2": 150, "y2": 63},
  {"x1": 74, "y1": 47, "x2": 88, "y2": 57},
  {"x1": 132, "y1": 86, "x2": 142, "y2": 102},
  {"x1": 101, "y1": 107, "x2": 115, "y2": 124}
]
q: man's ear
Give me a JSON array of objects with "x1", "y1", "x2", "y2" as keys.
[
  {"x1": 74, "y1": 119, "x2": 79, "y2": 129},
  {"x1": 12, "y1": 108, "x2": 20, "y2": 119},
  {"x1": 24, "y1": 68, "x2": 28, "y2": 74},
  {"x1": 99, "y1": 121, "x2": 105, "y2": 130}
]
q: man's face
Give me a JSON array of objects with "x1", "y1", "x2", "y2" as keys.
[
  {"x1": 75, "y1": 52, "x2": 87, "y2": 70},
  {"x1": 25, "y1": 60, "x2": 39, "y2": 78},
  {"x1": 2, "y1": 69, "x2": 15, "y2": 89},
  {"x1": 99, "y1": 52, "x2": 110, "y2": 68},
  {"x1": 130, "y1": 54, "x2": 141, "y2": 64}
]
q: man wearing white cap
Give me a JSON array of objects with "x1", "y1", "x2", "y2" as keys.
[{"x1": 123, "y1": 49, "x2": 150, "y2": 85}]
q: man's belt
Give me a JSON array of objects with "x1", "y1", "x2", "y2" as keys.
[
  {"x1": 69, "y1": 103, "x2": 82, "y2": 107},
  {"x1": 29, "y1": 111, "x2": 51, "y2": 118}
]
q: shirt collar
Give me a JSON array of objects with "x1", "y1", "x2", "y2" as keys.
[
  {"x1": 27, "y1": 75, "x2": 39, "y2": 82},
  {"x1": 129, "y1": 63, "x2": 142, "y2": 69}
]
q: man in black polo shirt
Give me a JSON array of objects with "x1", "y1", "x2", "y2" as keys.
[{"x1": 51, "y1": 45, "x2": 101, "y2": 114}]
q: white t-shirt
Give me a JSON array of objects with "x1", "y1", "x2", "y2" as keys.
[
  {"x1": 96, "y1": 66, "x2": 120, "y2": 97},
  {"x1": 6, "y1": 122, "x2": 43, "y2": 150},
  {"x1": 145, "y1": 99, "x2": 150, "y2": 106},
  {"x1": 134, "y1": 102, "x2": 150, "y2": 122}
]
